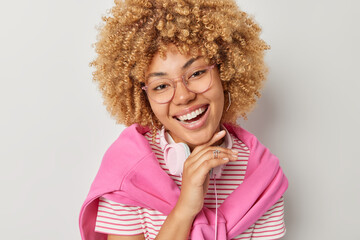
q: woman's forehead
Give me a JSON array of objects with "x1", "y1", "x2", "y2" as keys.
[{"x1": 146, "y1": 51, "x2": 205, "y2": 77}]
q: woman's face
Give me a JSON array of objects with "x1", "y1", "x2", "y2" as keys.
[{"x1": 145, "y1": 47, "x2": 224, "y2": 150}]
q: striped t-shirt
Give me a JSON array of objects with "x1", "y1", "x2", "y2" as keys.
[{"x1": 95, "y1": 131, "x2": 286, "y2": 239}]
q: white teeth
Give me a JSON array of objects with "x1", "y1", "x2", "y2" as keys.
[{"x1": 177, "y1": 106, "x2": 206, "y2": 121}]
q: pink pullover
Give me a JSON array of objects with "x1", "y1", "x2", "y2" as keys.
[{"x1": 79, "y1": 123, "x2": 288, "y2": 240}]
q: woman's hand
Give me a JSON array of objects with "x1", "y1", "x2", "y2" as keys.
[
  {"x1": 154, "y1": 130, "x2": 238, "y2": 240},
  {"x1": 175, "y1": 130, "x2": 239, "y2": 218}
]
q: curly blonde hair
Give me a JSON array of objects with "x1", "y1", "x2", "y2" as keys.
[{"x1": 91, "y1": 0, "x2": 269, "y2": 131}]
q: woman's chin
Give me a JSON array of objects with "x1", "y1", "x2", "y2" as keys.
[{"x1": 181, "y1": 130, "x2": 217, "y2": 149}]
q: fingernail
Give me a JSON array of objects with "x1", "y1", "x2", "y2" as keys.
[
  {"x1": 223, "y1": 158, "x2": 229, "y2": 161},
  {"x1": 231, "y1": 150, "x2": 238, "y2": 154},
  {"x1": 232, "y1": 155, "x2": 238, "y2": 159},
  {"x1": 217, "y1": 130, "x2": 225, "y2": 135}
]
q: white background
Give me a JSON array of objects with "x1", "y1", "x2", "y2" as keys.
[{"x1": 0, "y1": 0, "x2": 359, "y2": 239}]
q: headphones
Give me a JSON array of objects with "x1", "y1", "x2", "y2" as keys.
[{"x1": 159, "y1": 127, "x2": 232, "y2": 179}]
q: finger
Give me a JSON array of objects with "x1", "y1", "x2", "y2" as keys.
[
  {"x1": 185, "y1": 145, "x2": 238, "y2": 167},
  {"x1": 192, "y1": 130, "x2": 226, "y2": 155},
  {"x1": 191, "y1": 157, "x2": 230, "y2": 183},
  {"x1": 189, "y1": 148, "x2": 237, "y2": 170},
  {"x1": 198, "y1": 147, "x2": 238, "y2": 161},
  {"x1": 206, "y1": 130, "x2": 226, "y2": 147},
  {"x1": 203, "y1": 173, "x2": 210, "y2": 197}
]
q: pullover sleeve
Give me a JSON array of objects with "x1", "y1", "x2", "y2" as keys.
[{"x1": 95, "y1": 197, "x2": 144, "y2": 236}]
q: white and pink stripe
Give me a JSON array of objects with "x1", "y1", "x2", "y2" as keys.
[{"x1": 95, "y1": 131, "x2": 285, "y2": 239}]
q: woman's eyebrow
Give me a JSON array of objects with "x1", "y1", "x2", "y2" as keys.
[
  {"x1": 147, "y1": 72, "x2": 167, "y2": 78},
  {"x1": 182, "y1": 56, "x2": 201, "y2": 70},
  {"x1": 147, "y1": 56, "x2": 202, "y2": 79}
]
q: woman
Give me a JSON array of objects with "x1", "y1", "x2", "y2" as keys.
[{"x1": 79, "y1": 0, "x2": 288, "y2": 239}]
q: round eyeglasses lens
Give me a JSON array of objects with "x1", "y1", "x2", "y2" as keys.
[
  {"x1": 184, "y1": 66, "x2": 213, "y2": 93},
  {"x1": 147, "y1": 79, "x2": 175, "y2": 103}
]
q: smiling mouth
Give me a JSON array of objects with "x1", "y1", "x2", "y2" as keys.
[{"x1": 174, "y1": 105, "x2": 209, "y2": 124}]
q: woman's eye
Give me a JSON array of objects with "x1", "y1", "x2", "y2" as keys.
[
  {"x1": 153, "y1": 83, "x2": 170, "y2": 91},
  {"x1": 190, "y1": 69, "x2": 206, "y2": 78}
]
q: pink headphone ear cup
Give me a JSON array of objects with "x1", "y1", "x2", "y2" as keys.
[
  {"x1": 163, "y1": 143, "x2": 190, "y2": 176},
  {"x1": 180, "y1": 142, "x2": 191, "y2": 159}
]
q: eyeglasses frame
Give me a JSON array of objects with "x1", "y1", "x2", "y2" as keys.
[{"x1": 141, "y1": 64, "x2": 216, "y2": 104}]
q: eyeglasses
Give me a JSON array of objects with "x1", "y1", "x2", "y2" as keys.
[{"x1": 142, "y1": 64, "x2": 215, "y2": 104}]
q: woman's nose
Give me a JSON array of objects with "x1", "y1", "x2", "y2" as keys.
[{"x1": 172, "y1": 80, "x2": 196, "y2": 105}]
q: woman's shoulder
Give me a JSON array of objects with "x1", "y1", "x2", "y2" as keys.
[
  {"x1": 92, "y1": 124, "x2": 154, "y2": 189},
  {"x1": 104, "y1": 124, "x2": 153, "y2": 158},
  {"x1": 224, "y1": 123, "x2": 280, "y2": 177}
]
